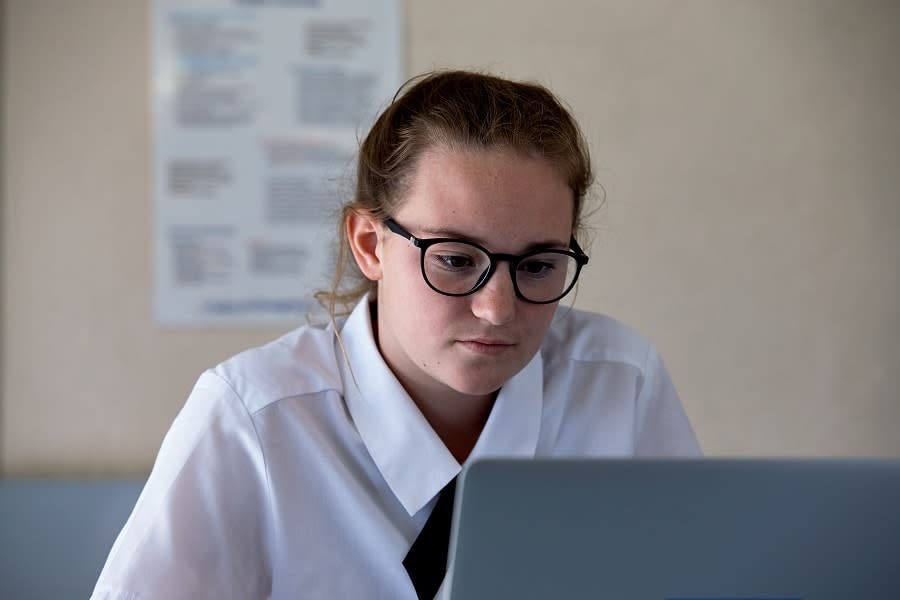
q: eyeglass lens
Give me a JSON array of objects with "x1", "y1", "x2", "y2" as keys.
[{"x1": 422, "y1": 241, "x2": 578, "y2": 302}]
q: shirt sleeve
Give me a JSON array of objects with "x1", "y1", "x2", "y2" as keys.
[
  {"x1": 91, "y1": 371, "x2": 272, "y2": 600},
  {"x1": 634, "y1": 346, "x2": 702, "y2": 457}
]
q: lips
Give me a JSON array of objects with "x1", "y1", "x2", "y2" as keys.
[
  {"x1": 458, "y1": 338, "x2": 516, "y2": 355},
  {"x1": 464, "y1": 338, "x2": 515, "y2": 346}
]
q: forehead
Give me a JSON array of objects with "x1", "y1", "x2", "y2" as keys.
[{"x1": 395, "y1": 146, "x2": 574, "y2": 250}]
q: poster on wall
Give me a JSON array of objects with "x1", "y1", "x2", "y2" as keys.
[{"x1": 152, "y1": 0, "x2": 403, "y2": 325}]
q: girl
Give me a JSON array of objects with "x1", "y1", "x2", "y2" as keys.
[{"x1": 93, "y1": 70, "x2": 699, "y2": 600}]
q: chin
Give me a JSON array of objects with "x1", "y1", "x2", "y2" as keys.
[
  {"x1": 452, "y1": 381, "x2": 503, "y2": 398},
  {"x1": 444, "y1": 367, "x2": 518, "y2": 398}
]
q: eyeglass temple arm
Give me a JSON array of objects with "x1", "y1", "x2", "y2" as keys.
[
  {"x1": 385, "y1": 219, "x2": 420, "y2": 246},
  {"x1": 570, "y1": 236, "x2": 589, "y2": 264}
]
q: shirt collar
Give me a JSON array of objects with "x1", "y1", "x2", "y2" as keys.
[{"x1": 337, "y1": 295, "x2": 543, "y2": 516}]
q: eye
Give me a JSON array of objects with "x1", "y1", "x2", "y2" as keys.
[
  {"x1": 517, "y1": 257, "x2": 558, "y2": 278},
  {"x1": 431, "y1": 253, "x2": 477, "y2": 271}
]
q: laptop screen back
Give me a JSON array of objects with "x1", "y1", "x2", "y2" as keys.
[{"x1": 446, "y1": 459, "x2": 900, "y2": 600}]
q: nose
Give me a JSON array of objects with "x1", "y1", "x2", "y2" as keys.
[{"x1": 469, "y1": 264, "x2": 517, "y2": 326}]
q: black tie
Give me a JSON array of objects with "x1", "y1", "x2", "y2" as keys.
[{"x1": 403, "y1": 477, "x2": 458, "y2": 599}]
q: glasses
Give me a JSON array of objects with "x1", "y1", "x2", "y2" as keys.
[{"x1": 384, "y1": 219, "x2": 589, "y2": 304}]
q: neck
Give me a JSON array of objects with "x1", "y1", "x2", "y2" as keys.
[{"x1": 413, "y1": 387, "x2": 497, "y2": 464}]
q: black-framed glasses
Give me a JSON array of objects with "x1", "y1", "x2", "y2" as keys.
[{"x1": 384, "y1": 219, "x2": 589, "y2": 304}]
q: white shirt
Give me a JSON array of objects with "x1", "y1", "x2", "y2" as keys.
[{"x1": 92, "y1": 297, "x2": 700, "y2": 600}]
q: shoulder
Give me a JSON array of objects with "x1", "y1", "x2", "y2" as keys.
[
  {"x1": 540, "y1": 306, "x2": 701, "y2": 456},
  {"x1": 211, "y1": 319, "x2": 344, "y2": 414},
  {"x1": 542, "y1": 305, "x2": 655, "y2": 372}
]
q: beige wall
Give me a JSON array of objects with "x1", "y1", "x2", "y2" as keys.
[{"x1": 2, "y1": 0, "x2": 899, "y2": 476}]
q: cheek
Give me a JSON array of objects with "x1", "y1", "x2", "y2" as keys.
[
  {"x1": 410, "y1": 296, "x2": 462, "y2": 342},
  {"x1": 382, "y1": 244, "x2": 427, "y2": 293},
  {"x1": 522, "y1": 305, "x2": 557, "y2": 339},
  {"x1": 382, "y1": 264, "x2": 451, "y2": 336}
]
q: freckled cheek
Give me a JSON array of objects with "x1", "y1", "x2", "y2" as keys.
[
  {"x1": 388, "y1": 285, "x2": 450, "y2": 343},
  {"x1": 383, "y1": 260, "x2": 467, "y2": 346},
  {"x1": 420, "y1": 310, "x2": 456, "y2": 345},
  {"x1": 521, "y1": 306, "x2": 557, "y2": 345},
  {"x1": 425, "y1": 310, "x2": 467, "y2": 358}
]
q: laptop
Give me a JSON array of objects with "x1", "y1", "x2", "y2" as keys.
[{"x1": 445, "y1": 458, "x2": 900, "y2": 600}]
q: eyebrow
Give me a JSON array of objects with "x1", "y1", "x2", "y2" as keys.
[{"x1": 419, "y1": 227, "x2": 570, "y2": 252}]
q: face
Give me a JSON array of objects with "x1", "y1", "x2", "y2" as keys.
[{"x1": 363, "y1": 146, "x2": 575, "y2": 404}]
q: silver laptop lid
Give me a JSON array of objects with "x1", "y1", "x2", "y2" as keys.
[{"x1": 446, "y1": 458, "x2": 900, "y2": 600}]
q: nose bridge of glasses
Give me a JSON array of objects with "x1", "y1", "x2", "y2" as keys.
[{"x1": 476, "y1": 253, "x2": 517, "y2": 292}]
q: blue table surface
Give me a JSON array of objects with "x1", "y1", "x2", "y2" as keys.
[{"x1": 0, "y1": 479, "x2": 144, "y2": 600}]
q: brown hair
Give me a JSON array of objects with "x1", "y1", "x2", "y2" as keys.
[{"x1": 315, "y1": 70, "x2": 594, "y2": 317}]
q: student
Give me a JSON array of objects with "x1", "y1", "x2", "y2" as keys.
[{"x1": 92, "y1": 70, "x2": 699, "y2": 600}]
